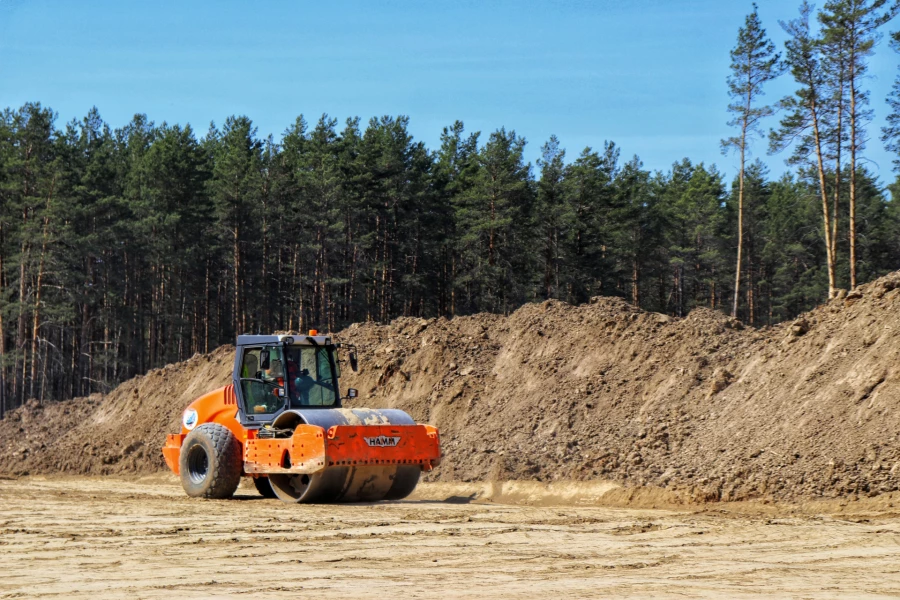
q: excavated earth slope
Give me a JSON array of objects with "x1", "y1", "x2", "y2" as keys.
[{"x1": 2, "y1": 272, "x2": 899, "y2": 503}]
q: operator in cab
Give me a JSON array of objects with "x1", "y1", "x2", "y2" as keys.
[{"x1": 285, "y1": 352, "x2": 334, "y2": 406}]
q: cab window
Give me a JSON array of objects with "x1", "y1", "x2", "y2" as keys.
[
  {"x1": 239, "y1": 347, "x2": 284, "y2": 415},
  {"x1": 283, "y1": 345, "x2": 338, "y2": 407}
]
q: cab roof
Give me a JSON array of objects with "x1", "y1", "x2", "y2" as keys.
[{"x1": 236, "y1": 334, "x2": 332, "y2": 346}]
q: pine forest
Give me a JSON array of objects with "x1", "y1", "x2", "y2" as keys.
[{"x1": 2, "y1": 1, "x2": 900, "y2": 413}]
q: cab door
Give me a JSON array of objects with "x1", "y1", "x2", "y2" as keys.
[{"x1": 235, "y1": 345, "x2": 287, "y2": 426}]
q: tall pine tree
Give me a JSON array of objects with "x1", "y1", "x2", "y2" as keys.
[{"x1": 722, "y1": 3, "x2": 783, "y2": 319}]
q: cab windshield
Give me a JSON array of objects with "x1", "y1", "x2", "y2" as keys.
[{"x1": 283, "y1": 345, "x2": 339, "y2": 407}]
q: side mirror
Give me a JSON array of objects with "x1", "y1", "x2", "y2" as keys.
[
  {"x1": 349, "y1": 351, "x2": 358, "y2": 373},
  {"x1": 346, "y1": 388, "x2": 358, "y2": 399},
  {"x1": 260, "y1": 350, "x2": 271, "y2": 370}
]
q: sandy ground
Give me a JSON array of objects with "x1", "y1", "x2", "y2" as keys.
[{"x1": 2, "y1": 477, "x2": 900, "y2": 599}]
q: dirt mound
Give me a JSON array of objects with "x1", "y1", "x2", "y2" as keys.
[
  {"x1": 2, "y1": 272, "x2": 900, "y2": 502},
  {"x1": 0, "y1": 347, "x2": 234, "y2": 474}
]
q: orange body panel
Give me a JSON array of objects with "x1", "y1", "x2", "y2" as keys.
[
  {"x1": 164, "y1": 384, "x2": 255, "y2": 475},
  {"x1": 244, "y1": 425, "x2": 327, "y2": 473},
  {"x1": 325, "y1": 424, "x2": 441, "y2": 470},
  {"x1": 180, "y1": 384, "x2": 244, "y2": 439},
  {"x1": 163, "y1": 434, "x2": 185, "y2": 474},
  {"x1": 242, "y1": 424, "x2": 440, "y2": 475}
]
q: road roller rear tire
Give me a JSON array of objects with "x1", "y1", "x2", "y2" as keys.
[
  {"x1": 252, "y1": 476, "x2": 277, "y2": 498},
  {"x1": 178, "y1": 423, "x2": 242, "y2": 499}
]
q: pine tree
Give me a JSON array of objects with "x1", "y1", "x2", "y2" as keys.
[
  {"x1": 536, "y1": 136, "x2": 569, "y2": 299},
  {"x1": 613, "y1": 155, "x2": 657, "y2": 308},
  {"x1": 119, "y1": 114, "x2": 157, "y2": 376},
  {"x1": 0, "y1": 109, "x2": 14, "y2": 414},
  {"x1": 140, "y1": 123, "x2": 210, "y2": 363},
  {"x1": 563, "y1": 145, "x2": 617, "y2": 304},
  {"x1": 299, "y1": 115, "x2": 342, "y2": 330},
  {"x1": 278, "y1": 115, "x2": 310, "y2": 330},
  {"x1": 59, "y1": 109, "x2": 124, "y2": 394},
  {"x1": 335, "y1": 117, "x2": 366, "y2": 325},
  {"x1": 456, "y1": 128, "x2": 534, "y2": 313},
  {"x1": 434, "y1": 121, "x2": 479, "y2": 315},
  {"x1": 820, "y1": 0, "x2": 899, "y2": 289},
  {"x1": 728, "y1": 160, "x2": 772, "y2": 324},
  {"x1": 722, "y1": 3, "x2": 784, "y2": 320},
  {"x1": 663, "y1": 160, "x2": 729, "y2": 315},
  {"x1": 356, "y1": 116, "x2": 429, "y2": 322},
  {"x1": 771, "y1": 2, "x2": 839, "y2": 298},
  {"x1": 208, "y1": 116, "x2": 262, "y2": 337},
  {"x1": 761, "y1": 174, "x2": 826, "y2": 320},
  {"x1": 2, "y1": 104, "x2": 62, "y2": 405}
]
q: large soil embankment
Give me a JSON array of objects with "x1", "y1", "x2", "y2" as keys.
[{"x1": 2, "y1": 272, "x2": 899, "y2": 503}]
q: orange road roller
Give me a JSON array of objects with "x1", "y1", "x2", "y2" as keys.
[{"x1": 162, "y1": 332, "x2": 441, "y2": 503}]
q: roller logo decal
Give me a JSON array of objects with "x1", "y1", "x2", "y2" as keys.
[
  {"x1": 364, "y1": 436, "x2": 401, "y2": 447},
  {"x1": 183, "y1": 409, "x2": 199, "y2": 431}
]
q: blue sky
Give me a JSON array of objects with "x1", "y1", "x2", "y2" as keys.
[{"x1": 1, "y1": 0, "x2": 898, "y2": 186}]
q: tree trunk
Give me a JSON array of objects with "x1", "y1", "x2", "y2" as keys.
[
  {"x1": 631, "y1": 251, "x2": 640, "y2": 307},
  {"x1": 204, "y1": 259, "x2": 210, "y2": 353},
  {"x1": 808, "y1": 95, "x2": 837, "y2": 298},
  {"x1": 380, "y1": 211, "x2": 390, "y2": 322},
  {"x1": 488, "y1": 191, "x2": 496, "y2": 267},
  {"x1": 451, "y1": 255, "x2": 456, "y2": 316},
  {"x1": 849, "y1": 58, "x2": 858, "y2": 290},
  {"x1": 733, "y1": 111, "x2": 747, "y2": 319},
  {"x1": 81, "y1": 256, "x2": 94, "y2": 396},
  {"x1": 348, "y1": 224, "x2": 357, "y2": 324},
  {"x1": 29, "y1": 199, "x2": 52, "y2": 402},
  {"x1": 261, "y1": 179, "x2": 270, "y2": 329},
  {"x1": 747, "y1": 263, "x2": 755, "y2": 325},
  {"x1": 16, "y1": 207, "x2": 29, "y2": 405},
  {"x1": 233, "y1": 224, "x2": 241, "y2": 336},
  {"x1": 544, "y1": 225, "x2": 554, "y2": 299},
  {"x1": 38, "y1": 331, "x2": 48, "y2": 404},
  {"x1": 830, "y1": 65, "x2": 844, "y2": 289},
  {"x1": 0, "y1": 222, "x2": 5, "y2": 418},
  {"x1": 554, "y1": 229, "x2": 560, "y2": 297}
]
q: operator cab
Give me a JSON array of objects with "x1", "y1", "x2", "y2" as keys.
[{"x1": 233, "y1": 332, "x2": 358, "y2": 428}]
